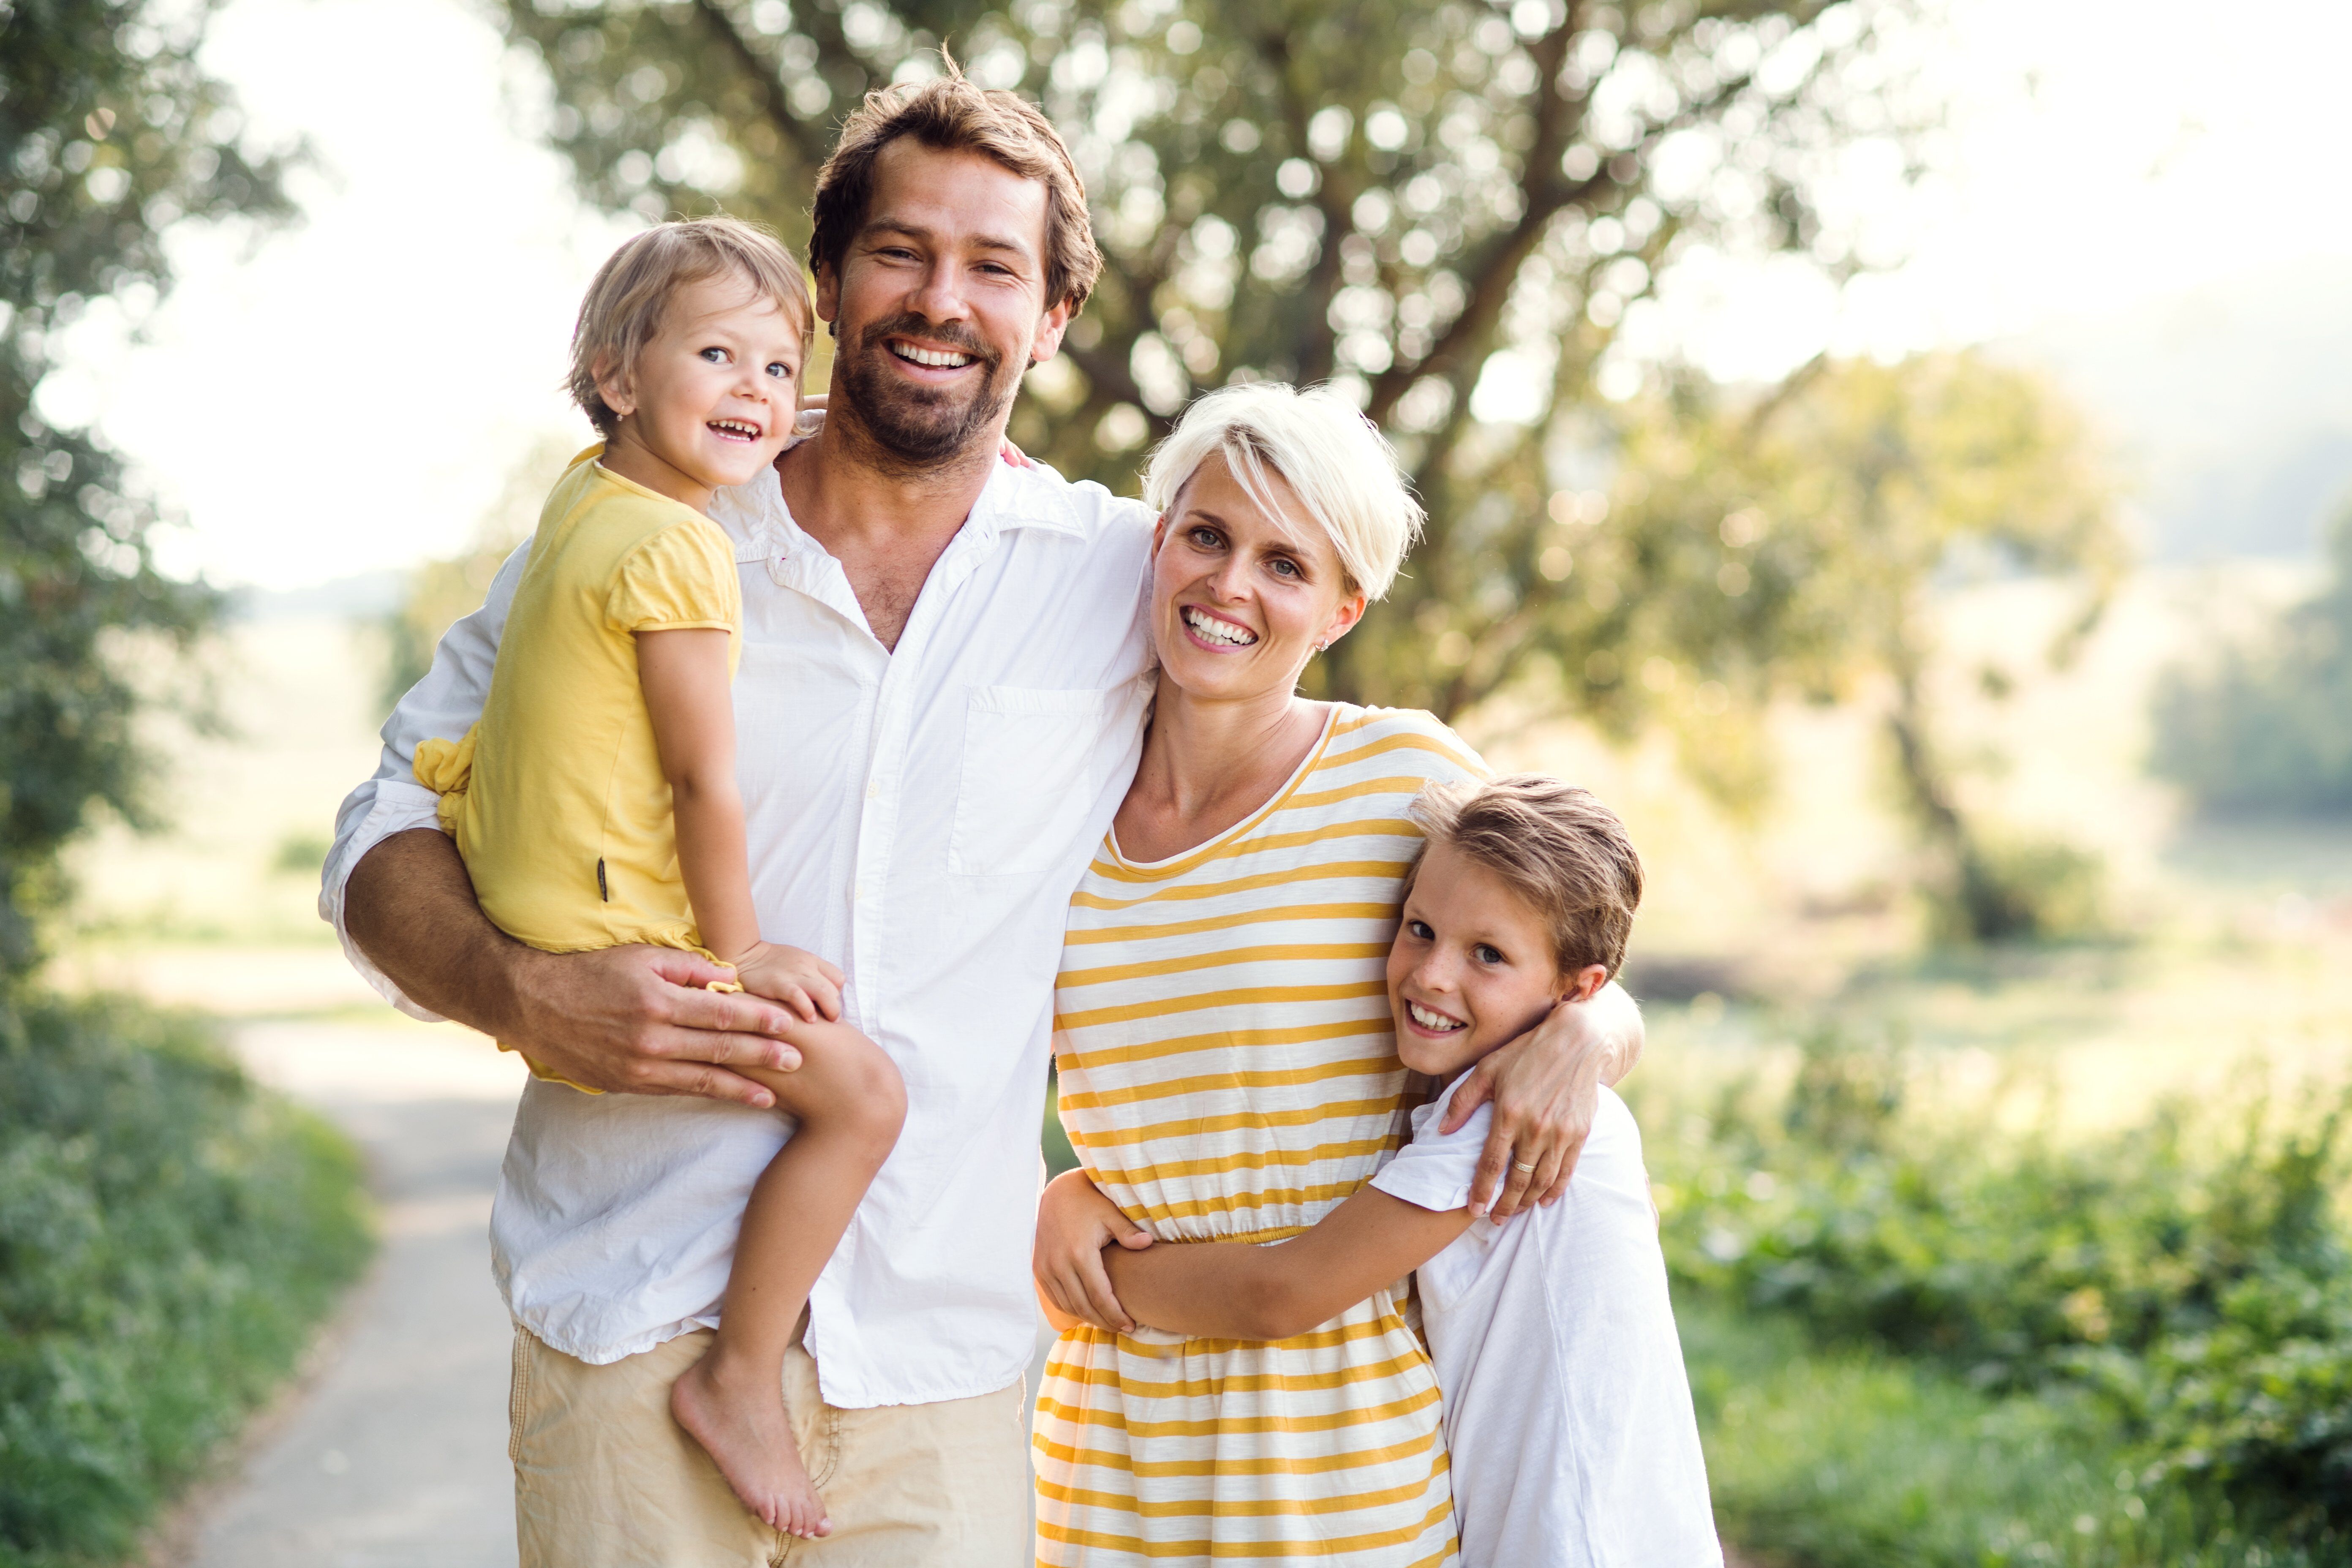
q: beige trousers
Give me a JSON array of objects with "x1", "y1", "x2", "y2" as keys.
[{"x1": 509, "y1": 1323, "x2": 1032, "y2": 1568}]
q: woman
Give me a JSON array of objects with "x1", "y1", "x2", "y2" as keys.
[{"x1": 1030, "y1": 384, "x2": 1643, "y2": 1565}]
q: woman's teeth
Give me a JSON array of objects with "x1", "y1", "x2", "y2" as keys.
[
  {"x1": 708, "y1": 419, "x2": 761, "y2": 441},
  {"x1": 1408, "y1": 1001, "x2": 1466, "y2": 1033},
  {"x1": 893, "y1": 343, "x2": 973, "y2": 368},
  {"x1": 1184, "y1": 607, "x2": 1257, "y2": 646}
]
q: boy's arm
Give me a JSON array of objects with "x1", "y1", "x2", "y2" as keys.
[
  {"x1": 637, "y1": 629, "x2": 840, "y2": 1025},
  {"x1": 1103, "y1": 1187, "x2": 1474, "y2": 1342}
]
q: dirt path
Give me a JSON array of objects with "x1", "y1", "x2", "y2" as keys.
[{"x1": 180, "y1": 1021, "x2": 526, "y2": 1568}]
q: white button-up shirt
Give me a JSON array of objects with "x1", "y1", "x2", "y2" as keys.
[{"x1": 321, "y1": 457, "x2": 1154, "y2": 1407}]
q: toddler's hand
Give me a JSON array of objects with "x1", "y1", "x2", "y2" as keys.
[
  {"x1": 1033, "y1": 1168, "x2": 1152, "y2": 1333},
  {"x1": 726, "y1": 942, "x2": 845, "y2": 1025}
]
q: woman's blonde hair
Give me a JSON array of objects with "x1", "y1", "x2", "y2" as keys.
[
  {"x1": 567, "y1": 216, "x2": 813, "y2": 436},
  {"x1": 1405, "y1": 775, "x2": 1644, "y2": 977},
  {"x1": 1142, "y1": 383, "x2": 1424, "y2": 601}
]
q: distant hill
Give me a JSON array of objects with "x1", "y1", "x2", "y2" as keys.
[{"x1": 2014, "y1": 256, "x2": 2352, "y2": 562}]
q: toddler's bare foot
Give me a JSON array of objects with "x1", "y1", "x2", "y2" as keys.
[{"x1": 670, "y1": 1351, "x2": 831, "y2": 1538}]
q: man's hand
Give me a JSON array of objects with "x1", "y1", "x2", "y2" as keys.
[
  {"x1": 344, "y1": 828, "x2": 807, "y2": 1109},
  {"x1": 1033, "y1": 1168, "x2": 1153, "y2": 1332},
  {"x1": 1438, "y1": 979, "x2": 1644, "y2": 1220}
]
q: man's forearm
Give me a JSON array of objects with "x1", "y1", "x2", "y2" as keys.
[
  {"x1": 1596, "y1": 978, "x2": 1644, "y2": 1086},
  {"x1": 343, "y1": 828, "x2": 528, "y2": 1038}
]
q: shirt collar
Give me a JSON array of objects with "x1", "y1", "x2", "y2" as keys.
[{"x1": 723, "y1": 446, "x2": 1093, "y2": 577}]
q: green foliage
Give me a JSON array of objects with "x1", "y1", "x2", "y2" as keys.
[
  {"x1": 488, "y1": 0, "x2": 1936, "y2": 722},
  {"x1": 1647, "y1": 1030, "x2": 2352, "y2": 1548},
  {"x1": 0, "y1": 1, "x2": 298, "y2": 975},
  {"x1": 2152, "y1": 498, "x2": 2352, "y2": 817},
  {"x1": 0, "y1": 994, "x2": 372, "y2": 1567}
]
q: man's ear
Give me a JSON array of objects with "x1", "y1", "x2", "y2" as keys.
[
  {"x1": 813, "y1": 259, "x2": 842, "y2": 335},
  {"x1": 1029, "y1": 296, "x2": 1075, "y2": 365},
  {"x1": 1561, "y1": 964, "x2": 1609, "y2": 1004},
  {"x1": 592, "y1": 351, "x2": 636, "y2": 422}
]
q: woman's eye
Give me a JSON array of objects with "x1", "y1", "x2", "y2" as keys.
[
  {"x1": 1189, "y1": 527, "x2": 1222, "y2": 549},
  {"x1": 1269, "y1": 558, "x2": 1301, "y2": 579}
]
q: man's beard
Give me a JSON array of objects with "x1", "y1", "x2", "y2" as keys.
[{"x1": 831, "y1": 313, "x2": 1021, "y2": 469}]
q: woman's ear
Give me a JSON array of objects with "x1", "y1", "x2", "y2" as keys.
[
  {"x1": 1560, "y1": 964, "x2": 1609, "y2": 1005},
  {"x1": 1318, "y1": 590, "x2": 1369, "y2": 650}
]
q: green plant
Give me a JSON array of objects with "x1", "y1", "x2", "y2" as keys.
[{"x1": 0, "y1": 994, "x2": 372, "y2": 1567}]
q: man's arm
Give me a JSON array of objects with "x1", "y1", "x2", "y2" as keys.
[
  {"x1": 1440, "y1": 978, "x2": 1644, "y2": 1220},
  {"x1": 328, "y1": 534, "x2": 804, "y2": 1107},
  {"x1": 1101, "y1": 1187, "x2": 1473, "y2": 1342},
  {"x1": 344, "y1": 830, "x2": 806, "y2": 1105}
]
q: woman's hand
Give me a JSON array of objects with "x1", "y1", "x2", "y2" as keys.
[
  {"x1": 1034, "y1": 1168, "x2": 1154, "y2": 1332},
  {"x1": 1439, "y1": 980, "x2": 1644, "y2": 1219}
]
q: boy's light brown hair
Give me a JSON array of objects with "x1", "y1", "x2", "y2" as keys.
[
  {"x1": 1406, "y1": 775, "x2": 1644, "y2": 978},
  {"x1": 566, "y1": 215, "x2": 813, "y2": 437},
  {"x1": 809, "y1": 58, "x2": 1102, "y2": 314}
]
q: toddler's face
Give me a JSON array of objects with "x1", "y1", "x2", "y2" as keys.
[
  {"x1": 1386, "y1": 842, "x2": 1584, "y2": 1078},
  {"x1": 607, "y1": 271, "x2": 804, "y2": 493}
]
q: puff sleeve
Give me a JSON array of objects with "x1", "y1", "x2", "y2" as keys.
[{"x1": 605, "y1": 516, "x2": 742, "y2": 635}]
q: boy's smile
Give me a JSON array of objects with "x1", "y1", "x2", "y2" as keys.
[{"x1": 1387, "y1": 841, "x2": 1586, "y2": 1078}]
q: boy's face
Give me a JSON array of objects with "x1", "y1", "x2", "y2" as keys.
[
  {"x1": 599, "y1": 270, "x2": 803, "y2": 497},
  {"x1": 1386, "y1": 842, "x2": 1604, "y2": 1078}
]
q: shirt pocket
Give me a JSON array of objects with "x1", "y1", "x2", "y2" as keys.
[{"x1": 948, "y1": 685, "x2": 1117, "y2": 878}]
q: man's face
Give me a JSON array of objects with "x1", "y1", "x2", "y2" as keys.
[{"x1": 819, "y1": 139, "x2": 1072, "y2": 467}]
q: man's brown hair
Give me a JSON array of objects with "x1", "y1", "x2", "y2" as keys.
[
  {"x1": 1406, "y1": 775, "x2": 1644, "y2": 978},
  {"x1": 566, "y1": 216, "x2": 813, "y2": 437},
  {"x1": 808, "y1": 60, "x2": 1102, "y2": 314}
]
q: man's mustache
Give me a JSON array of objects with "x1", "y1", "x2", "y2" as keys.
[{"x1": 855, "y1": 313, "x2": 1002, "y2": 370}]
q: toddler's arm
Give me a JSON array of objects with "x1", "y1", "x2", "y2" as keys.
[
  {"x1": 639, "y1": 629, "x2": 842, "y2": 1023},
  {"x1": 1104, "y1": 1187, "x2": 1474, "y2": 1342}
]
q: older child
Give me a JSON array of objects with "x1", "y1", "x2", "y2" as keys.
[
  {"x1": 414, "y1": 217, "x2": 904, "y2": 1539},
  {"x1": 1037, "y1": 775, "x2": 1718, "y2": 1567}
]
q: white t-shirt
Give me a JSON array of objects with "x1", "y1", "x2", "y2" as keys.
[{"x1": 1370, "y1": 1080, "x2": 1721, "y2": 1568}]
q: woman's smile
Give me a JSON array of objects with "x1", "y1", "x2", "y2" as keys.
[{"x1": 1180, "y1": 605, "x2": 1258, "y2": 648}]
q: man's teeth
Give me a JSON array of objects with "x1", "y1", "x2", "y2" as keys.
[
  {"x1": 708, "y1": 419, "x2": 760, "y2": 439},
  {"x1": 1409, "y1": 1002, "x2": 1465, "y2": 1032},
  {"x1": 1184, "y1": 608, "x2": 1257, "y2": 646},
  {"x1": 893, "y1": 343, "x2": 973, "y2": 368}
]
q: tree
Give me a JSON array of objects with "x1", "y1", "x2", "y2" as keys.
[
  {"x1": 487, "y1": 0, "x2": 1936, "y2": 713},
  {"x1": 1607, "y1": 351, "x2": 2124, "y2": 939},
  {"x1": 0, "y1": 2, "x2": 297, "y2": 977},
  {"x1": 2150, "y1": 495, "x2": 2352, "y2": 818}
]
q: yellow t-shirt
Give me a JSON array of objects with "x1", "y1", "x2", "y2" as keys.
[{"x1": 416, "y1": 446, "x2": 742, "y2": 984}]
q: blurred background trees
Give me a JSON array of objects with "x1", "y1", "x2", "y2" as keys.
[
  {"x1": 0, "y1": 0, "x2": 295, "y2": 978},
  {"x1": 2151, "y1": 494, "x2": 2352, "y2": 818}
]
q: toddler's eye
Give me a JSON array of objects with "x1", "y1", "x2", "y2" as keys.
[
  {"x1": 1474, "y1": 943, "x2": 1504, "y2": 965},
  {"x1": 700, "y1": 347, "x2": 728, "y2": 363},
  {"x1": 766, "y1": 361, "x2": 795, "y2": 380},
  {"x1": 1405, "y1": 920, "x2": 1433, "y2": 940}
]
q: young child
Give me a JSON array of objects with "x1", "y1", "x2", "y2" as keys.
[
  {"x1": 1037, "y1": 774, "x2": 1718, "y2": 1566},
  {"x1": 412, "y1": 217, "x2": 905, "y2": 1539}
]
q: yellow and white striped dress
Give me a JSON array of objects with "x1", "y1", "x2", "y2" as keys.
[{"x1": 1034, "y1": 705, "x2": 1484, "y2": 1566}]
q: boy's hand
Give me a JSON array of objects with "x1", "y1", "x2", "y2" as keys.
[
  {"x1": 1034, "y1": 1168, "x2": 1153, "y2": 1332},
  {"x1": 725, "y1": 942, "x2": 846, "y2": 1025}
]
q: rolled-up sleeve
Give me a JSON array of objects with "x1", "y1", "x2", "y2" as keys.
[{"x1": 318, "y1": 540, "x2": 528, "y2": 1018}]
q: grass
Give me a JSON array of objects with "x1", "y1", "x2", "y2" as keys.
[{"x1": 0, "y1": 993, "x2": 373, "y2": 1568}]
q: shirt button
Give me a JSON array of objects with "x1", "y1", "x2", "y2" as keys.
[{"x1": 866, "y1": 778, "x2": 882, "y2": 800}]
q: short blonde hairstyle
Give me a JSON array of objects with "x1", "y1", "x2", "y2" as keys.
[
  {"x1": 567, "y1": 216, "x2": 814, "y2": 437},
  {"x1": 1405, "y1": 775, "x2": 1644, "y2": 977},
  {"x1": 1142, "y1": 383, "x2": 1425, "y2": 601}
]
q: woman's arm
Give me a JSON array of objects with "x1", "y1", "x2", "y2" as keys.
[
  {"x1": 1104, "y1": 1187, "x2": 1474, "y2": 1342},
  {"x1": 638, "y1": 629, "x2": 841, "y2": 1022},
  {"x1": 1439, "y1": 979, "x2": 1643, "y2": 1220}
]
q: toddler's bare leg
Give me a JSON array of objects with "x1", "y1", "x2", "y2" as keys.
[{"x1": 670, "y1": 1023, "x2": 904, "y2": 1536}]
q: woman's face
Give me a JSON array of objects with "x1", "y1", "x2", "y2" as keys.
[{"x1": 1149, "y1": 452, "x2": 1366, "y2": 703}]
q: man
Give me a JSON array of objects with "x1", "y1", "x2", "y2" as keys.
[{"x1": 326, "y1": 69, "x2": 1632, "y2": 1568}]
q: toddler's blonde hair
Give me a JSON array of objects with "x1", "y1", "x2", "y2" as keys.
[{"x1": 567, "y1": 216, "x2": 814, "y2": 437}]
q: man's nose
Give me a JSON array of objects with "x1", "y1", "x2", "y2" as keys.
[{"x1": 907, "y1": 256, "x2": 970, "y2": 324}]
